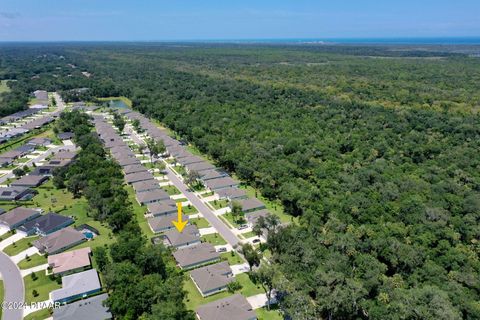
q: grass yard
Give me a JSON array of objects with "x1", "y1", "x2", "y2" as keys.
[
  {"x1": 220, "y1": 251, "x2": 244, "y2": 265},
  {"x1": 161, "y1": 184, "x2": 181, "y2": 196},
  {"x1": 200, "y1": 191, "x2": 214, "y2": 198},
  {"x1": 30, "y1": 180, "x2": 77, "y2": 212},
  {"x1": 201, "y1": 233, "x2": 227, "y2": 246},
  {"x1": 184, "y1": 276, "x2": 232, "y2": 311},
  {"x1": 241, "y1": 231, "x2": 260, "y2": 239},
  {"x1": 175, "y1": 197, "x2": 188, "y2": 203},
  {"x1": 182, "y1": 204, "x2": 198, "y2": 215},
  {"x1": 236, "y1": 273, "x2": 263, "y2": 297},
  {"x1": 174, "y1": 165, "x2": 187, "y2": 176},
  {"x1": 0, "y1": 80, "x2": 10, "y2": 94},
  {"x1": 3, "y1": 235, "x2": 39, "y2": 256},
  {"x1": 256, "y1": 306, "x2": 283, "y2": 320},
  {"x1": 23, "y1": 308, "x2": 53, "y2": 320},
  {"x1": 209, "y1": 199, "x2": 229, "y2": 210},
  {"x1": 189, "y1": 217, "x2": 210, "y2": 229},
  {"x1": 18, "y1": 253, "x2": 48, "y2": 270},
  {"x1": 221, "y1": 212, "x2": 244, "y2": 228},
  {"x1": 24, "y1": 272, "x2": 61, "y2": 303},
  {"x1": 125, "y1": 185, "x2": 154, "y2": 238}
]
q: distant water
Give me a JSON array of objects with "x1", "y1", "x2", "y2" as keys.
[
  {"x1": 197, "y1": 37, "x2": 480, "y2": 45},
  {"x1": 109, "y1": 99, "x2": 129, "y2": 109}
]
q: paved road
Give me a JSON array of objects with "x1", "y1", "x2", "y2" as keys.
[
  {"x1": 0, "y1": 251, "x2": 24, "y2": 320},
  {"x1": 165, "y1": 167, "x2": 240, "y2": 247}
]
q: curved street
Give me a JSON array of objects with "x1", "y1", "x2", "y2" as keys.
[{"x1": 0, "y1": 251, "x2": 24, "y2": 320}]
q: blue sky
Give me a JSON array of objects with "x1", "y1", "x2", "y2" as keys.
[{"x1": 0, "y1": 0, "x2": 479, "y2": 41}]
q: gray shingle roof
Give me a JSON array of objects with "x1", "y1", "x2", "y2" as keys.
[
  {"x1": 190, "y1": 262, "x2": 233, "y2": 295},
  {"x1": 50, "y1": 269, "x2": 101, "y2": 303},
  {"x1": 196, "y1": 294, "x2": 257, "y2": 320},
  {"x1": 164, "y1": 224, "x2": 200, "y2": 248},
  {"x1": 172, "y1": 243, "x2": 220, "y2": 269},
  {"x1": 52, "y1": 293, "x2": 111, "y2": 320}
]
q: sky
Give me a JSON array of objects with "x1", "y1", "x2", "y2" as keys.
[{"x1": 0, "y1": 0, "x2": 479, "y2": 41}]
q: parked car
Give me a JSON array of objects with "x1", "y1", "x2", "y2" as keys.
[
  {"x1": 217, "y1": 247, "x2": 227, "y2": 252},
  {"x1": 238, "y1": 225, "x2": 248, "y2": 230},
  {"x1": 252, "y1": 239, "x2": 261, "y2": 244}
]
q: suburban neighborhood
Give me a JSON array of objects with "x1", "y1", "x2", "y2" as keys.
[{"x1": 0, "y1": 92, "x2": 283, "y2": 320}]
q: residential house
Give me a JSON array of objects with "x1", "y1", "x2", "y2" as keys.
[
  {"x1": 172, "y1": 242, "x2": 220, "y2": 270},
  {"x1": 185, "y1": 161, "x2": 216, "y2": 173},
  {"x1": 57, "y1": 132, "x2": 74, "y2": 140},
  {"x1": 204, "y1": 177, "x2": 239, "y2": 191},
  {"x1": 124, "y1": 171, "x2": 155, "y2": 184},
  {"x1": 27, "y1": 137, "x2": 52, "y2": 147},
  {"x1": 11, "y1": 175, "x2": 49, "y2": 187},
  {"x1": 123, "y1": 164, "x2": 148, "y2": 175},
  {"x1": 0, "y1": 186, "x2": 36, "y2": 201},
  {"x1": 33, "y1": 227, "x2": 86, "y2": 254},
  {"x1": 136, "y1": 189, "x2": 170, "y2": 205},
  {"x1": 52, "y1": 293, "x2": 112, "y2": 320},
  {"x1": 232, "y1": 198, "x2": 266, "y2": 214},
  {"x1": 177, "y1": 156, "x2": 204, "y2": 166},
  {"x1": 246, "y1": 209, "x2": 270, "y2": 228},
  {"x1": 48, "y1": 247, "x2": 92, "y2": 275},
  {"x1": 164, "y1": 225, "x2": 201, "y2": 249},
  {"x1": 190, "y1": 262, "x2": 234, "y2": 297},
  {"x1": 196, "y1": 294, "x2": 257, "y2": 320},
  {"x1": 147, "y1": 201, "x2": 177, "y2": 216},
  {"x1": 147, "y1": 213, "x2": 188, "y2": 233},
  {"x1": 0, "y1": 207, "x2": 42, "y2": 230},
  {"x1": 199, "y1": 169, "x2": 228, "y2": 182},
  {"x1": 132, "y1": 180, "x2": 160, "y2": 193},
  {"x1": 17, "y1": 212, "x2": 74, "y2": 236},
  {"x1": 216, "y1": 187, "x2": 247, "y2": 201},
  {"x1": 50, "y1": 269, "x2": 102, "y2": 304}
]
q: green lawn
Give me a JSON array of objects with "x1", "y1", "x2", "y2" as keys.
[
  {"x1": 220, "y1": 251, "x2": 244, "y2": 265},
  {"x1": 221, "y1": 212, "x2": 244, "y2": 228},
  {"x1": 175, "y1": 197, "x2": 188, "y2": 203},
  {"x1": 174, "y1": 165, "x2": 187, "y2": 176},
  {"x1": 200, "y1": 191, "x2": 214, "y2": 198},
  {"x1": 209, "y1": 199, "x2": 230, "y2": 210},
  {"x1": 182, "y1": 204, "x2": 198, "y2": 215},
  {"x1": 256, "y1": 307, "x2": 283, "y2": 320},
  {"x1": 23, "y1": 308, "x2": 53, "y2": 320},
  {"x1": 189, "y1": 217, "x2": 211, "y2": 229},
  {"x1": 201, "y1": 233, "x2": 227, "y2": 246},
  {"x1": 18, "y1": 253, "x2": 48, "y2": 270},
  {"x1": 241, "y1": 231, "x2": 260, "y2": 239},
  {"x1": 24, "y1": 272, "x2": 61, "y2": 303},
  {"x1": 184, "y1": 276, "x2": 232, "y2": 311},
  {"x1": 3, "y1": 236, "x2": 39, "y2": 256},
  {"x1": 161, "y1": 185, "x2": 181, "y2": 196},
  {"x1": 125, "y1": 185, "x2": 153, "y2": 238},
  {"x1": 0, "y1": 80, "x2": 10, "y2": 94},
  {"x1": 236, "y1": 273, "x2": 263, "y2": 297},
  {"x1": 30, "y1": 180, "x2": 77, "y2": 212}
]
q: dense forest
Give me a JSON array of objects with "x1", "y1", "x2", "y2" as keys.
[{"x1": 1, "y1": 43, "x2": 480, "y2": 319}]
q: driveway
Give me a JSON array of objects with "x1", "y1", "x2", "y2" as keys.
[
  {"x1": 0, "y1": 251, "x2": 24, "y2": 320},
  {"x1": 166, "y1": 167, "x2": 240, "y2": 247}
]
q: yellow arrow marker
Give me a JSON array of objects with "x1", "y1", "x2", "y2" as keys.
[{"x1": 172, "y1": 202, "x2": 187, "y2": 232}]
